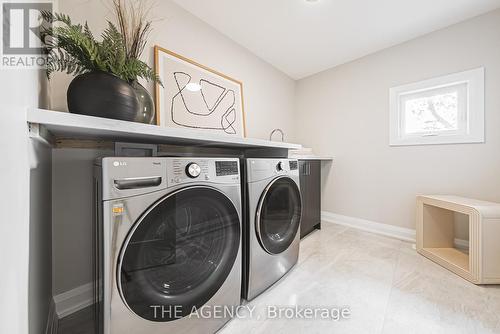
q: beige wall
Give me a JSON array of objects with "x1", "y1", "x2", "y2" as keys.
[
  {"x1": 52, "y1": 148, "x2": 112, "y2": 295},
  {"x1": 295, "y1": 9, "x2": 500, "y2": 230},
  {"x1": 49, "y1": 0, "x2": 296, "y2": 141}
]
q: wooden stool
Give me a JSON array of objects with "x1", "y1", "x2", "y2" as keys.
[{"x1": 416, "y1": 195, "x2": 500, "y2": 284}]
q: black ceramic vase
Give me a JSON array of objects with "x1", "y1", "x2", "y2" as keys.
[{"x1": 67, "y1": 71, "x2": 139, "y2": 121}]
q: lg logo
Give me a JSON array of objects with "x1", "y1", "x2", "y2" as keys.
[{"x1": 113, "y1": 161, "x2": 127, "y2": 167}]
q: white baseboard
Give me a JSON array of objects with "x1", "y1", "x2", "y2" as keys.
[
  {"x1": 321, "y1": 211, "x2": 416, "y2": 242},
  {"x1": 53, "y1": 282, "x2": 93, "y2": 318},
  {"x1": 321, "y1": 211, "x2": 469, "y2": 250}
]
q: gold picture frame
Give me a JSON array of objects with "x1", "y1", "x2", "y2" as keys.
[{"x1": 154, "y1": 45, "x2": 247, "y2": 137}]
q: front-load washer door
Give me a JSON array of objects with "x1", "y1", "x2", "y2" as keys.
[
  {"x1": 256, "y1": 177, "x2": 302, "y2": 255},
  {"x1": 117, "y1": 186, "x2": 240, "y2": 322}
]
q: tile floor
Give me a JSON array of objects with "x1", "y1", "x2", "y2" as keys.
[
  {"x1": 59, "y1": 222, "x2": 500, "y2": 334},
  {"x1": 219, "y1": 223, "x2": 500, "y2": 334}
]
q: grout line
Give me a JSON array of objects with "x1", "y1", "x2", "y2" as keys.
[{"x1": 379, "y1": 242, "x2": 405, "y2": 334}]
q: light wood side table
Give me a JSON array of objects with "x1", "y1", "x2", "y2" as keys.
[{"x1": 417, "y1": 195, "x2": 500, "y2": 284}]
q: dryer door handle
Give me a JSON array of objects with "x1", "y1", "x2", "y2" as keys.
[{"x1": 114, "y1": 176, "x2": 162, "y2": 190}]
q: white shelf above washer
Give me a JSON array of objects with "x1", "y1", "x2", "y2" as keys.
[{"x1": 28, "y1": 108, "x2": 302, "y2": 150}]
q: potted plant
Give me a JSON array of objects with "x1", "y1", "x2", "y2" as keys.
[{"x1": 41, "y1": 0, "x2": 160, "y2": 123}]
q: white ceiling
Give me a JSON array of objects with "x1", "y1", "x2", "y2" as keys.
[{"x1": 173, "y1": 0, "x2": 500, "y2": 79}]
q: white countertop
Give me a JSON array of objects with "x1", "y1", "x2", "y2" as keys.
[{"x1": 28, "y1": 108, "x2": 303, "y2": 150}]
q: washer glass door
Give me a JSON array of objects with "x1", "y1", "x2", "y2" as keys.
[
  {"x1": 257, "y1": 177, "x2": 302, "y2": 254},
  {"x1": 118, "y1": 187, "x2": 240, "y2": 322}
]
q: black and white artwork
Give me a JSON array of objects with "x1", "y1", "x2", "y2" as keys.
[{"x1": 155, "y1": 47, "x2": 246, "y2": 137}]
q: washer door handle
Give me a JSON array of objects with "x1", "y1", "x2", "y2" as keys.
[{"x1": 114, "y1": 176, "x2": 162, "y2": 190}]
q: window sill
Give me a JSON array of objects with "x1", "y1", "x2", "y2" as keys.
[{"x1": 389, "y1": 134, "x2": 484, "y2": 146}]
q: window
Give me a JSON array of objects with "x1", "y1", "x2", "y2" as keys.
[{"x1": 389, "y1": 68, "x2": 484, "y2": 146}]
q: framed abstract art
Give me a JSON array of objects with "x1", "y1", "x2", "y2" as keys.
[{"x1": 154, "y1": 46, "x2": 246, "y2": 137}]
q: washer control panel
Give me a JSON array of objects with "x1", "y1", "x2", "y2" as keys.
[
  {"x1": 102, "y1": 157, "x2": 240, "y2": 200},
  {"x1": 167, "y1": 158, "x2": 240, "y2": 186}
]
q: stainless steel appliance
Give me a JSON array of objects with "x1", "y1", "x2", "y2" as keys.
[
  {"x1": 94, "y1": 157, "x2": 242, "y2": 334},
  {"x1": 244, "y1": 158, "x2": 302, "y2": 301}
]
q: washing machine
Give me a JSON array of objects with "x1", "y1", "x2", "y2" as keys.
[
  {"x1": 93, "y1": 157, "x2": 242, "y2": 334},
  {"x1": 243, "y1": 158, "x2": 302, "y2": 301}
]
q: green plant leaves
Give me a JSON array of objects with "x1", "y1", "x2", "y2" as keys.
[{"x1": 40, "y1": 10, "x2": 161, "y2": 85}]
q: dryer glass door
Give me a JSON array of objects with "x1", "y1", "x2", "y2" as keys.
[
  {"x1": 257, "y1": 177, "x2": 302, "y2": 254},
  {"x1": 118, "y1": 187, "x2": 240, "y2": 322}
]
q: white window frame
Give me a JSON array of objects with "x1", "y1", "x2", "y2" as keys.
[{"x1": 389, "y1": 68, "x2": 484, "y2": 146}]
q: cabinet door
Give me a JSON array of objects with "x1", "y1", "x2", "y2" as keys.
[
  {"x1": 299, "y1": 160, "x2": 322, "y2": 238},
  {"x1": 299, "y1": 160, "x2": 310, "y2": 238},
  {"x1": 308, "y1": 160, "x2": 321, "y2": 225}
]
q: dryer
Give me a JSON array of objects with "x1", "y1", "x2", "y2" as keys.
[
  {"x1": 244, "y1": 158, "x2": 302, "y2": 301},
  {"x1": 93, "y1": 157, "x2": 242, "y2": 334}
]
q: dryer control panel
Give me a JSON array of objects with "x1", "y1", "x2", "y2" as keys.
[{"x1": 246, "y1": 158, "x2": 300, "y2": 183}]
